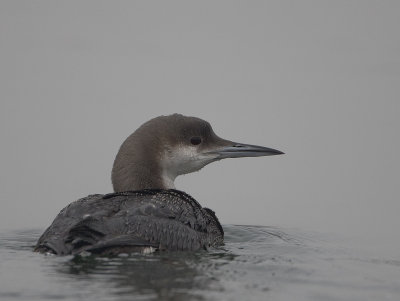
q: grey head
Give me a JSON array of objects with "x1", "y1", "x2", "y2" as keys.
[{"x1": 112, "y1": 114, "x2": 283, "y2": 192}]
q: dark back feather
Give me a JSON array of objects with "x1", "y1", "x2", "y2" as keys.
[{"x1": 35, "y1": 190, "x2": 223, "y2": 255}]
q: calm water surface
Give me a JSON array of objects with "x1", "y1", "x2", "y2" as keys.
[{"x1": 1, "y1": 225, "x2": 399, "y2": 301}]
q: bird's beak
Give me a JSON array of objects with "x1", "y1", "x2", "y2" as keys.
[{"x1": 209, "y1": 142, "x2": 284, "y2": 159}]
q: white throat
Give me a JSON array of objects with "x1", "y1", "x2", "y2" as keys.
[{"x1": 160, "y1": 145, "x2": 218, "y2": 189}]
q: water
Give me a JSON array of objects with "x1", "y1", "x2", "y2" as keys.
[{"x1": 1, "y1": 225, "x2": 399, "y2": 301}]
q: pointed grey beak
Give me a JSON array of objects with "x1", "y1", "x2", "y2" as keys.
[{"x1": 212, "y1": 142, "x2": 284, "y2": 159}]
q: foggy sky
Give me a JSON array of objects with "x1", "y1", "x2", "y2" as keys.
[{"x1": 1, "y1": 1, "x2": 399, "y2": 254}]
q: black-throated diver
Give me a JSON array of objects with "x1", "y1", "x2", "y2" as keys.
[{"x1": 35, "y1": 114, "x2": 283, "y2": 255}]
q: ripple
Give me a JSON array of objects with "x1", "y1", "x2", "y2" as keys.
[{"x1": 1, "y1": 226, "x2": 400, "y2": 301}]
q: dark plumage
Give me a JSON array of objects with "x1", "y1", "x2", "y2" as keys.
[{"x1": 35, "y1": 190, "x2": 223, "y2": 255}]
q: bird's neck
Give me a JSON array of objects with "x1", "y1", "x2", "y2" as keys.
[{"x1": 111, "y1": 136, "x2": 175, "y2": 192}]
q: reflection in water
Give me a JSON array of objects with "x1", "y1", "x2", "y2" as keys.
[
  {"x1": 60, "y1": 250, "x2": 236, "y2": 301},
  {"x1": 1, "y1": 225, "x2": 400, "y2": 301},
  {"x1": 46, "y1": 225, "x2": 306, "y2": 300}
]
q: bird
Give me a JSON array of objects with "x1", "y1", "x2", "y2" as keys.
[{"x1": 35, "y1": 114, "x2": 283, "y2": 255}]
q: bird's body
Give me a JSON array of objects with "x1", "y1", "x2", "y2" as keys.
[
  {"x1": 35, "y1": 189, "x2": 223, "y2": 255},
  {"x1": 35, "y1": 114, "x2": 282, "y2": 255}
]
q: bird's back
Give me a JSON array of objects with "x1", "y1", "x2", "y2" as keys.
[{"x1": 35, "y1": 190, "x2": 224, "y2": 255}]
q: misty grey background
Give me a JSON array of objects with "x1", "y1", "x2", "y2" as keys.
[{"x1": 1, "y1": 1, "x2": 399, "y2": 255}]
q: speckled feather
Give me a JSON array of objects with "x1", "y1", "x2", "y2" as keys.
[{"x1": 35, "y1": 189, "x2": 224, "y2": 255}]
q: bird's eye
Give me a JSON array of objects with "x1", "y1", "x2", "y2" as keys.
[{"x1": 190, "y1": 137, "x2": 202, "y2": 145}]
